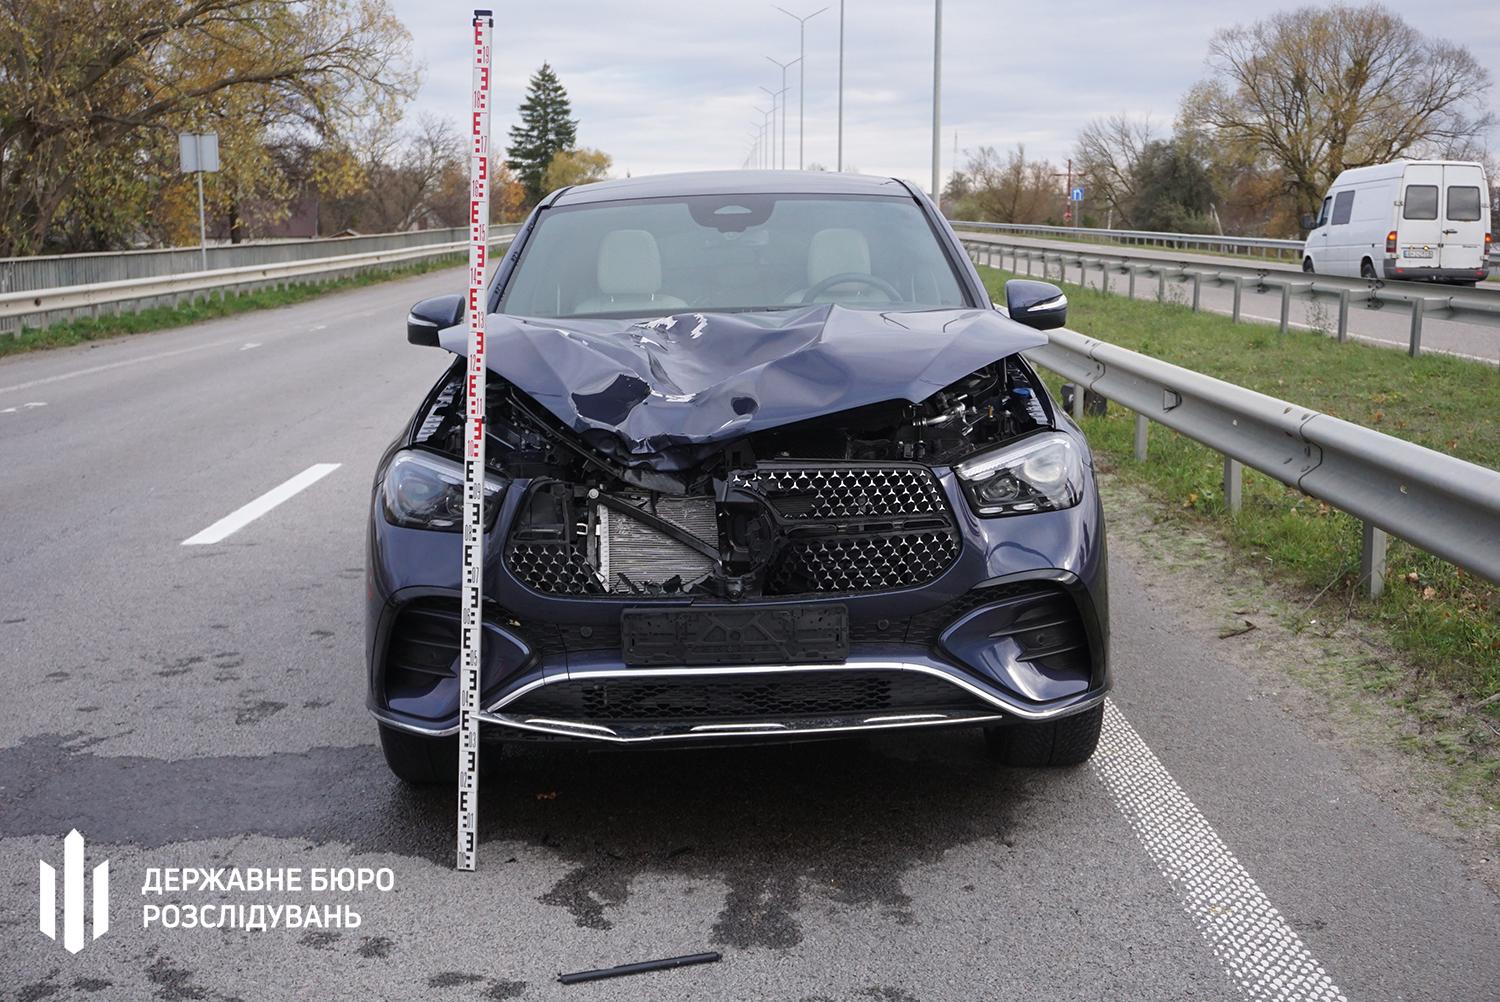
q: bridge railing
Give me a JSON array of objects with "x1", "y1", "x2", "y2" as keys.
[
  {"x1": 951, "y1": 219, "x2": 1499, "y2": 268},
  {"x1": 0, "y1": 224, "x2": 521, "y2": 333},
  {"x1": 957, "y1": 234, "x2": 1500, "y2": 360}
]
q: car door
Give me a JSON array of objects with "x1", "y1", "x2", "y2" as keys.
[
  {"x1": 1398, "y1": 164, "x2": 1443, "y2": 270},
  {"x1": 1440, "y1": 164, "x2": 1486, "y2": 271},
  {"x1": 1327, "y1": 189, "x2": 1357, "y2": 275},
  {"x1": 1306, "y1": 195, "x2": 1332, "y2": 270}
]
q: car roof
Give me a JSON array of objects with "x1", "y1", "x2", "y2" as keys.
[{"x1": 546, "y1": 170, "x2": 914, "y2": 206}]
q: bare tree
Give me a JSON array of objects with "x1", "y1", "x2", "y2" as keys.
[
  {"x1": 947, "y1": 146, "x2": 1059, "y2": 224},
  {"x1": 1074, "y1": 115, "x2": 1156, "y2": 227},
  {"x1": 1184, "y1": 4, "x2": 1494, "y2": 218}
]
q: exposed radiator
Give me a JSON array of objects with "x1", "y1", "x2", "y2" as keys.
[{"x1": 596, "y1": 496, "x2": 717, "y2": 592}]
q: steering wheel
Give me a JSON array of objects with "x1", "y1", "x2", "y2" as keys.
[{"x1": 799, "y1": 272, "x2": 903, "y2": 305}]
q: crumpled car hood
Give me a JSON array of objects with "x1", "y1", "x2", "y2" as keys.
[{"x1": 441, "y1": 305, "x2": 1047, "y2": 471}]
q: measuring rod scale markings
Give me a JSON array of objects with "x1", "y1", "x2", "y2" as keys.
[{"x1": 458, "y1": 8, "x2": 493, "y2": 872}]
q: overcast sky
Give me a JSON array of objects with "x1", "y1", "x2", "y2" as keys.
[{"x1": 391, "y1": 0, "x2": 1500, "y2": 192}]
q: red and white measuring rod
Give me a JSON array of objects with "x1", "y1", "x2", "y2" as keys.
[{"x1": 457, "y1": 7, "x2": 493, "y2": 873}]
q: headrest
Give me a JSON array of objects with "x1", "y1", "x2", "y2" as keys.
[
  {"x1": 807, "y1": 228, "x2": 871, "y2": 285},
  {"x1": 596, "y1": 229, "x2": 663, "y2": 295}
]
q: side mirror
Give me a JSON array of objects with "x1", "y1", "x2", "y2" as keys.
[
  {"x1": 407, "y1": 294, "x2": 465, "y2": 346},
  {"x1": 1003, "y1": 279, "x2": 1067, "y2": 331},
  {"x1": 1299, "y1": 213, "x2": 1318, "y2": 231}
]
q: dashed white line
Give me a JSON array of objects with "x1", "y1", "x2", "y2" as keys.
[
  {"x1": 240, "y1": 342, "x2": 262, "y2": 351},
  {"x1": 1093, "y1": 700, "x2": 1347, "y2": 1001},
  {"x1": 181, "y1": 463, "x2": 341, "y2": 546}
]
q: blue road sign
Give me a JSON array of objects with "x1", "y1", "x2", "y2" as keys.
[{"x1": 1070, "y1": 186, "x2": 1085, "y2": 202}]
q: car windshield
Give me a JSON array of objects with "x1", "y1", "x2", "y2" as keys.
[{"x1": 497, "y1": 192, "x2": 970, "y2": 319}]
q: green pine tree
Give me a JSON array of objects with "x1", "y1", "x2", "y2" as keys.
[{"x1": 506, "y1": 63, "x2": 578, "y2": 205}]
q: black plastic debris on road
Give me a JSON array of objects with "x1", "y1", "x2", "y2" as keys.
[{"x1": 558, "y1": 951, "x2": 722, "y2": 985}]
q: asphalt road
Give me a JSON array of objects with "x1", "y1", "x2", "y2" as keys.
[
  {"x1": 960, "y1": 232, "x2": 1500, "y2": 365},
  {"x1": 2, "y1": 268, "x2": 1498, "y2": 1001}
]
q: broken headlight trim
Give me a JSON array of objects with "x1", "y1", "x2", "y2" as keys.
[
  {"x1": 382, "y1": 450, "x2": 506, "y2": 532},
  {"x1": 955, "y1": 432, "x2": 1083, "y2": 517}
]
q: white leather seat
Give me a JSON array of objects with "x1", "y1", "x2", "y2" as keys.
[
  {"x1": 788, "y1": 228, "x2": 887, "y2": 303},
  {"x1": 574, "y1": 229, "x2": 687, "y2": 314}
]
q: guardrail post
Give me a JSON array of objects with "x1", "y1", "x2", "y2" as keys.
[
  {"x1": 1408, "y1": 298, "x2": 1425, "y2": 357},
  {"x1": 1278, "y1": 284, "x2": 1291, "y2": 333},
  {"x1": 1231, "y1": 276, "x2": 1243, "y2": 322},
  {"x1": 1156, "y1": 269, "x2": 1166, "y2": 302},
  {"x1": 1070, "y1": 384, "x2": 1085, "y2": 421},
  {"x1": 1026, "y1": 252, "x2": 1034, "y2": 277},
  {"x1": 1360, "y1": 522, "x2": 1388, "y2": 599},
  {"x1": 1133, "y1": 414, "x2": 1148, "y2": 461},
  {"x1": 1128, "y1": 266, "x2": 1138, "y2": 299},
  {"x1": 1191, "y1": 273, "x2": 1202, "y2": 312},
  {"x1": 1336, "y1": 289, "x2": 1350, "y2": 342},
  {"x1": 1223, "y1": 457, "x2": 1242, "y2": 514}
]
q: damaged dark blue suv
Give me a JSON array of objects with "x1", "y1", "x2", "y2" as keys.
[{"x1": 367, "y1": 171, "x2": 1108, "y2": 783}]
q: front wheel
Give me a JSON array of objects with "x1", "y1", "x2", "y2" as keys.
[{"x1": 985, "y1": 703, "x2": 1104, "y2": 767}]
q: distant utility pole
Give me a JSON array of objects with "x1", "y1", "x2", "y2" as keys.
[
  {"x1": 765, "y1": 55, "x2": 800, "y2": 169},
  {"x1": 775, "y1": 5, "x2": 826, "y2": 171},
  {"x1": 836, "y1": 0, "x2": 845, "y2": 171},
  {"x1": 931, "y1": 0, "x2": 942, "y2": 201}
]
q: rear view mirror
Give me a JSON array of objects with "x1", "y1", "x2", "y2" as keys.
[
  {"x1": 1299, "y1": 213, "x2": 1318, "y2": 231},
  {"x1": 407, "y1": 294, "x2": 465, "y2": 346},
  {"x1": 1003, "y1": 280, "x2": 1067, "y2": 331}
]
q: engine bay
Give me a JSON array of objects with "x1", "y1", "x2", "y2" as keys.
[{"x1": 409, "y1": 355, "x2": 1052, "y2": 599}]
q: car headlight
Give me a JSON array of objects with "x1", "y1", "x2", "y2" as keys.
[
  {"x1": 382, "y1": 451, "x2": 506, "y2": 531},
  {"x1": 955, "y1": 432, "x2": 1084, "y2": 517}
]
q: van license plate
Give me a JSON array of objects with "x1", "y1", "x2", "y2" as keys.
[{"x1": 1405, "y1": 247, "x2": 1433, "y2": 259}]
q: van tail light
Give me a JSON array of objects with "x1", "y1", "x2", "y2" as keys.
[
  {"x1": 1487, "y1": 231, "x2": 1493, "y2": 254},
  {"x1": 1385, "y1": 231, "x2": 1398, "y2": 255}
]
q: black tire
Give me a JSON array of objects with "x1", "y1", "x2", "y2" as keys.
[
  {"x1": 378, "y1": 723, "x2": 461, "y2": 785},
  {"x1": 984, "y1": 703, "x2": 1104, "y2": 767},
  {"x1": 1359, "y1": 259, "x2": 1377, "y2": 280},
  {"x1": 1302, "y1": 257, "x2": 1315, "y2": 274}
]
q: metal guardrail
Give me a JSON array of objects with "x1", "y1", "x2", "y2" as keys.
[
  {"x1": 951, "y1": 219, "x2": 1500, "y2": 268},
  {"x1": 958, "y1": 235, "x2": 1500, "y2": 359},
  {"x1": 0, "y1": 224, "x2": 521, "y2": 332},
  {"x1": 1022, "y1": 326, "x2": 1500, "y2": 593}
]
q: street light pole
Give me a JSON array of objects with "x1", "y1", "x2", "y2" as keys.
[
  {"x1": 931, "y1": 0, "x2": 942, "y2": 201},
  {"x1": 775, "y1": 6, "x2": 826, "y2": 171},
  {"x1": 754, "y1": 107, "x2": 773, "y2": 169},
  {"x1": 765, "y1": 55, "x2": 799, "y2": 169},
  {"x1": 758, "y1": 85, "x2": 780, "y2": 170},
  {"x1": 837, "y1": 0, "x2": 845, "y2": 171}
]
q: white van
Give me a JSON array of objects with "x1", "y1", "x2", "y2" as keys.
[{"x1": 1301, "y1": 160, "x2": 1491, "y2": 285}]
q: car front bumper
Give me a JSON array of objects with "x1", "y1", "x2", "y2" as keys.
[{"x1": 366, "y1": 463, "x2": 1110, "y2": 744}]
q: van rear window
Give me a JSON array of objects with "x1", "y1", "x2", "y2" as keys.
[
  {"x1": 1447, "y1": 186, "x2": 1481, "y2": 222},
  {"x1": 1330, "y1": 190, "x2": 1355, "y2": 225},
  {"x1": 1403, "y1": 185, "x2": 1438, "y2": 220}
]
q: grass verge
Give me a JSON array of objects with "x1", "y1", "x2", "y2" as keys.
[
  {"x1": 0, "y1": 253, "x2": 465, "y2": 360},
  {"x1": 976, "y1": 263, "x2": 1500, "y2": 799}
]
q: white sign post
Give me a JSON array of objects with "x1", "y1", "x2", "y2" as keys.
[
  {"x1": 177, "y1": 133, "x2": 220, "y2": 271},
  {"x1": 456, "y1": 8, "x2": 493, "y2": 873}
]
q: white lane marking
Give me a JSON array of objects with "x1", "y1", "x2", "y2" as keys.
[
  {"x1": 1, "y1": 401, "x2": 45, "y2": 415},
  {"x1": 181, "y1": 463, "x2": 341, "y2": 546},
  {"x1": 1237, "y1": 312, "x2": 1496, "y2": 364},
  {"x1": 1093, "y1": 700, "x2": 1347, "y2": 1001},
  {"x1": 0, "y1": 342, "x2": 220, "y2": 396},
  {"x1": 240, "y1": 342, "x2": 261, "y2": 351},
  {"x1": 24, "y1": 401, "x2": 46, "y2": 408}
]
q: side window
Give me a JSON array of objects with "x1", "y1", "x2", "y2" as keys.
[
  {"x1": 1316, "y1": 196, "x2": 1332, "y2": 228},
  {"x1": 1330, "y1": 190, "x2": 1355, "y2": 225},
  {"x1": 1446, "y1": 186, "x2": 1481, "y2": 222},
  {"x1": 1403, "y1": 185, "x2": 1438, "y2": 220}
]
